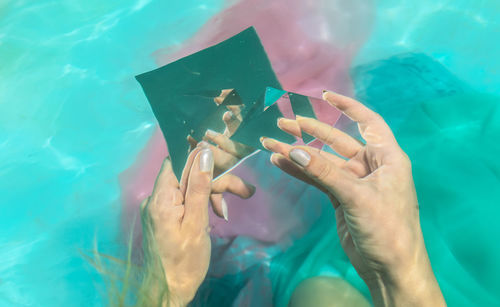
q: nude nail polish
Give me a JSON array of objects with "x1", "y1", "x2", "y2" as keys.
[
  {"x1": 198, "y1": 141, "x2": 210, "y2": 148},
  {"x1": 199, "y1": 148, "x2": 213, "y2": 172},
  {"x1": 221, "y1": 197, "x2": 229, "y2": 221},
  {"x1": 205, "y1": 129, "x2": 219, "y2": 138},
  {"x1": 289, "y1": 148, "x2": 311, "y2": 167}
]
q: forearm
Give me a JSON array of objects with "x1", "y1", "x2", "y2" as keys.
[{"x1": 369, "y1": 277, "x2": 445, "y2": 307}]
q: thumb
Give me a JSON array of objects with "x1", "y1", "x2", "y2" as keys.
[{"x1": 182, "y1": 148, "x2": 214, "y2": 230}]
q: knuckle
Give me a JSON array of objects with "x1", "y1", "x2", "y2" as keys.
[
  {"x1": 314, "y1": 161, "x2": 333, "y2": 182},
  {"x1": 324, "y1": 127, "x2": 337, "y2": 146},
  {"x1": 308, "y1": 121, "x2": 320, "y2": 137},
  {"x1": 189, "y1": 179, "x2": 211, "y2": 196},
  {"x1": 398, "y1": 150, "x2": 412, "y2": 170}
]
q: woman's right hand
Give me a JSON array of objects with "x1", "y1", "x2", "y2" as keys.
[{"x1": 261, "y1": 91, "x2": 446, "y2": 307}]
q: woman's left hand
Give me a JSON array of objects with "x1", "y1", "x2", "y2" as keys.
[{"x1": 141, "y1": 145, "x2": 216, "y2": 306}]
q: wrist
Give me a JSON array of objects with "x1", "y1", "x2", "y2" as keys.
[{"x1": 366, "y1": 249, "x2": 446, "y2": 307}]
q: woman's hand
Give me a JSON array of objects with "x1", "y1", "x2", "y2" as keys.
[
  {"x1": 141, "y1": 144, "x2": 234, "y2": 306},
  {"x1": 261, "y1": 91, "x2": 446, "y2": 307},
  {"x1": 187, "y1": 89, "x2": 256, "y2": 221}
]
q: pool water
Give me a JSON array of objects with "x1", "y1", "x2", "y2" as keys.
[{"x1": 1, "y1": 0, "x2": 499, "y2": 306}]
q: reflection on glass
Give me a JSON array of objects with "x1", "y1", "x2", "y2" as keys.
[{"x1": 167, "y1": 87, "x2": 344, "y2": 179}]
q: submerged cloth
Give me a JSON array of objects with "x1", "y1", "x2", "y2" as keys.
[
  {"x1": 122, "y1": 3, "x2": 500, "y2": 307},
  {"x1": 133, "y1": 28, "x2": 500, "y2": 306},
  {"x1": 354, "y1": 54, "x2": 500, "y2": 305},
  {"x1": 188, "y1": 53, "x2": 500, "y2": 306},
  {"x1": 4, "y1": 0, "x2": 500, "y2": 306}
]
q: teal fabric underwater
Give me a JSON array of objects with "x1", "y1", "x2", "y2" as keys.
[{"x1": 265, "y1": 53, "x2": 500, "y2": 307}]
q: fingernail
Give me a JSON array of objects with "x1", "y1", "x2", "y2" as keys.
[
  {"x1": 199, "y1": 148, "x2": 213, "y2": 172},
  {"x1": 289, "y1": 148, "x2": 311, "y2": 167},
  {"x1": 205, "y1": 129, "x2": 218, "y2": 138},
  {"x1": 322, "y1": 90, "x2": 338, "y2": 105},
  {"x1": 223, "y1": 111, "x2": 234, "y2": 120},
  {"x1": 198, "y1": 141, "x2": 210, "y2": 148},
  {"x1": 260, "y1": 137, "x2": 271, "y2": 150},
  {"x1": 270, "y1": 153, "x2": 279, "y2": 165},
  {"x1": 277, "y1": 117, "x2": 296, "y2": 128},
  {"x1": 221, "y1": 197, "x2": 229, "y2": 221},
  {"x1": 277, "y1": 117, "x2": 284, "y2": 127},
  {"x1": 247, "y1": 183, "x2": 257, "y2": 196}
]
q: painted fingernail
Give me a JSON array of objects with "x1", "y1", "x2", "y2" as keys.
[
  {"x1": 221, "y1": 197, "x2": 229, "y2": 221},
  {"x1": 223, "y1": 111, "x2": 234, "y2": 121},
  {"x1": 199, "y1": 148, "x2": 213, "y2": 172},
  {"x1": 277, "y1": 117, "x2": 296, "y2": 128},
  {"x1": 198, "y1": 140, "x2": 210, "y2": 148},
  {"x1": 322, "y1": 90, "x2": 329, "y2": 99},
  {"x1": 248, "y1": 184, "x2": 256, "y2": 196},
  {"x1": 270, "y1": 153, "x2": 279, "y2": 165},
  {"x1": 289, "y1": 148, "x2": 311, "y2": 167},
  {"x1": 322, "y1": 90, "x2": 338, "y2": 105},
  {"x1": 205, "y1": 129, "x2": 219, "y2": 138},
  {"x1": 260, "y1": 137, "x2": 271, "y2": 150}
]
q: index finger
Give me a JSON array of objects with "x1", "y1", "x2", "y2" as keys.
[
  {"x1": 151, "y1": 157, "x2": 180, "y2": 205},
  {"x1": 322, "y1": 91, "x2": 397, "y2": 145},
  {"x1": 322, "y1": 91, "x2": 379, "y2": 124}
]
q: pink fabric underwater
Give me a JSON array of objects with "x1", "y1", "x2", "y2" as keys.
[{"x1": 120, "y1": 0, "x2": 374, "y2": 267}]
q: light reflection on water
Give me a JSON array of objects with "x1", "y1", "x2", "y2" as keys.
[
  {"x1": 0, "y1": 1, "x2": 224, "y2": 305},
  {"x1": 0, "y1": 0, "x2": 499, "y2": 305}
]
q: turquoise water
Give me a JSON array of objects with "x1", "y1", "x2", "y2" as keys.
[
  {"x1": 1, "y1": 0, "x2": 499, "y2": 306},
  {"x1": 355, "y1": 0, "x2": 500, "y2": 96},
  {"x1": 0, "y1": 1, "x2": 224, "y2": 305}
]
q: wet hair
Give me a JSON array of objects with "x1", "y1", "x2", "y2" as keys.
[{"x1": 83, "y1": 211, "x2": 170, "y2": 306}]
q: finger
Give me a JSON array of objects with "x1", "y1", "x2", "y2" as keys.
[
  {"x1": 206, "y1": 142, "x2": 239, "y2": 173},
  {"x1": 323, "y1": 91, "x2": 396, "y2": 144},
  {"x1": 179, "y1": 144, "x2": 205, "y2": 196},
  {"x1": 270, "y1": 153, "x2": 328, "y2": 193},
  {"x1": 214, "y1": 89, "x2": 233, "y2": 105},
  {"x1": 286, "y1": 145, "x2": 355, "y2": 203},
  {"x1": 212, "y1": 173, "x2": 256, "y2": 199},
  {"x1": 151, "y1": 157, "x2": 180, "y2": 205},
  {"x1": 322, "y1": 91, "x2": 379, "y2": 125},
  {"x1": 223, "y1": 110, "x2": 242, "y2": 136},
  {"x1": 226, "y1": 105, "x2": 242, "y2": 117},
  {"x1": 270, "y1": 153, "x2": 340, "y2": 208},
  {"x1": 187, "y1": 135, "x2": 198, "y2": 151},
  {"x1": 277, "y1": 117, "x2": 301, "y2": 138},
  {"x1": 210, "y1": 194, "x2": 228, "y2": 221},
  {"x1": 182, "y1": 147, "x2": 214, "y2": 230},
  {"x1": 295, "y1": 115, "x2": 362, "y2": 158},
  {"x1": 204, "y1": 129, "x2": 243, "y2": 158},
  {"x1": 261, "y1": 137, "x2": 345, "y2": 167}
]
